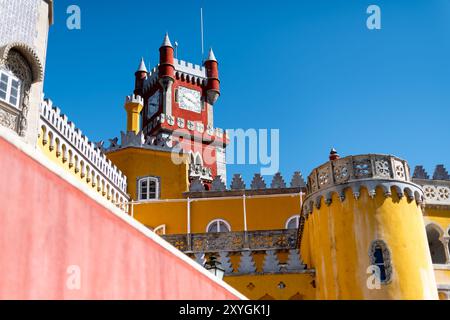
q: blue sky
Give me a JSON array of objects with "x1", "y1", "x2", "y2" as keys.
[{"x1": 45, "y1": 0, "x2": 450, "y2": 185}]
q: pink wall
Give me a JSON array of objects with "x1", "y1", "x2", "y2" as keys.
[{"x1": 0, "y1": 136, "x2": 242, "y2": 300}]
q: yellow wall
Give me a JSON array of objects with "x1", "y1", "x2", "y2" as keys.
[
  {"x1": 129, "y1": 194, "x2": 302, "y2": 235},
  {"x1": 106, "y1": 147, "x2": 189, "y2": 200},
  {"x1": 424, "y1": 207, "x2": 450, "y2": 235},
  {"x1": 224, "y1": 273, "x2": 316, "y2": 300},
  {"x1": 302, "y1": 187, "x2": 438, "y2": 300}
]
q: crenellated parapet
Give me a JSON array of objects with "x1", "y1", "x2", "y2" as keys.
[
  {"x1": 413, "y1": 164, "x2": 450, "y2": 207},
  {"x1": 39, "y1": 98, "x2": 129, "y2": 205},
  {"x1": 302, "y1": 154, "x2": 424, "y2": 216},
  {"x1": 186, "y1": 172, "x2": 306, "y2": 197}
]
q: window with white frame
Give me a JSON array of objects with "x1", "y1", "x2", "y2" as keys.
[
  {"x1": 0, "y1": 69, "x2": 21, "y2": 108},
  {"x1": 286, "y1": 215, "x2": 300, "y2": 229},
  {"x1": 207, "y1": 219, "x2": 231, "y2": 233},
  {"x1": 138, "y1": 177, "x2": 159, "y2": 200}
]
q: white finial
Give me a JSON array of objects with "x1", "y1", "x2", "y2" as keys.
[
  {"x1": 162, "y1": 33, "x2": 173, "y2": 48},
  {"x1": 137, "y1": 57, "x2": 147, "y2": 72},
  {"x1": 206, "y1": 48, "x2": 217, "y2": 62}
]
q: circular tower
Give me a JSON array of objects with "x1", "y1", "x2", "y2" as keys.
[{"x1": 300, "y1": 153, "x2": 438, "y2": 300}]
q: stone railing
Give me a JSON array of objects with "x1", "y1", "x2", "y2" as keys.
[
  {"x1": 162, "y1": 229, "x2": 298, "y2": 253},
  {"x1": 301, "y1": 154, "x2": 424, "y2": 216},
  {"x1": 163, "y1": 229, "x2": 308, "y2": 276},
  {"x1": 413, "y1": 165, "x2": 450, "y2": 207},
  {"x1": 39, "y1": 98, "x2": 129, "y2": 203},
  {"x1": 307, "y1": 154, "x2": 412, "y2": 194}
]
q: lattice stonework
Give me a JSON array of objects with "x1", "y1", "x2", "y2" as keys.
[
  {"x1": 375, "y1": 157, "x2": 391, "y2": 178},
  {"x1": 333, "y1": 160, "x2": 350, "y2": 184},
  {"x1": 0, "y1": 0, "x2": 39, "y2": 49},
  {"x1": 353, "y1": 159, "x2": 372, "y2": 178}
]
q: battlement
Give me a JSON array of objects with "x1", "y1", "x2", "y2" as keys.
[
  {"x1": 125, "y1": 94, "x2": 144, "y2": 105},
  {"x1": 187, "y1": 172, "x2": 306, "y2": 197},
  {"x1": 39, "y1": 98, "x2": 129, "y2": 203},
  {"x1": 174, "y1": 58, "x2": 207, "y2": 79}
]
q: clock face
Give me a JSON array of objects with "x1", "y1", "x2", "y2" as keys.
[
  {"x1": 178, "y1": 86, "x2": 201, "y2": 113},
  {"x1": 148, "y1": 91, "x2": 160, "y2": 118}
]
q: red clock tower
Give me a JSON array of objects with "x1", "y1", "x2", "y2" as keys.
[{"x1": 133, "y1": 34, "x2": 228, "y2": 189}]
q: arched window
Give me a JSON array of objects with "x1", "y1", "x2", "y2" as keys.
[
  {"x1": 285, "y1": 215, "x2": 300, "y2": 229},
  {"x1": 369, "y1": 240, "x2": 392, "y2": 284},
  {"x1": 426, "y1": 224, "x2": 446, "y2": 264},
  {"x1": 206, "y1": 219, "x2": 231, "y2": 233},
  {"x1": 138, "y1": 176, "x2": 160, "y2": 201}
]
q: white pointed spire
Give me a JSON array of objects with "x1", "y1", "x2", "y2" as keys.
[
  {"x1": 161, "y1": 33, "x2": 173, "y2": 48},
  {"x1": 137, "y1": 57, "x2": 147, "y2": 72},
  {"x1": 206, "y1": 48, "x2": 217, "y2": 62}
]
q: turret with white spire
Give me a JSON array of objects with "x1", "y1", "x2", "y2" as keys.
[
  {"x1": 134, "y1": 57, "x2": 148, "y2": 95},
  {"x1": 204, "y1": 48, "x2": 220, "y2": 105}
]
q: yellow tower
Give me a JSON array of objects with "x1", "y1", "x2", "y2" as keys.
[
  {"x1": 124, "y1": 94, "x2": 144, "y2": 134},
  {"x1": 300, "y1": 153, "x2": 439, "y2": 300}
]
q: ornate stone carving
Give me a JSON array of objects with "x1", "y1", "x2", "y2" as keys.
[
  {"x1": 353, "y1": 158, "x2": 372, "y2": 178},
  {"x1": 163, "y1": 229, "x2": 298, "y2": 253},
  {"x1": 0, "y1": 109, "x2": 17, "y2": 130},
  {"x1": 303, "y1": 154, "x2": 423, "y2": 216},
  {"x1": 0, "y1": 50, "x2": 32, "y2": 136},
  {"x1": 374, "y1": 157, "x2": 391, "y2": 179}
]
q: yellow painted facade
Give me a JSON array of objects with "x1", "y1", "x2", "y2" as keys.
[
  {"x1": 301, "y1": 188, "x2": 437, "y2": 300},
  {"x1": 224, "y1": 273, "x2": 316, "y2": 300}
]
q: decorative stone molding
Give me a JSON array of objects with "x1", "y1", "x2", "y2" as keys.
[
  {"x1": 39, "y1": 99, "x2": 129, "y2": 203},
  {"x1": 302, "y1": 154, "x2": 424, "y2": 216},
  {"x1": 413, "y1": 165, "x2": 450, "y2": 207},
  {"x1": 163, "y1": 229, "x2": 298, "y2": 254},
  {"x1": 0, "y1": 49, "x2": 33, "y2": 137},
  {"x1": 0, "y1": 42, "x2": 43, "y2": 83}
]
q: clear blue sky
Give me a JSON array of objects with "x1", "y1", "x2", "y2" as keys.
[{"x1": 45, "y1": 0, "x2": 450, "y2": 185}]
